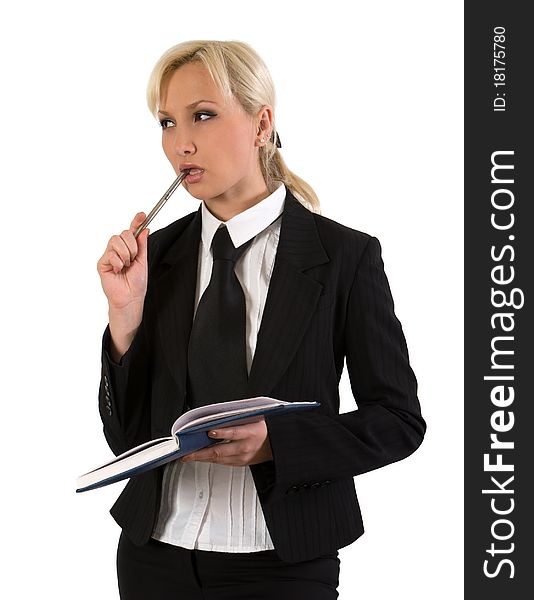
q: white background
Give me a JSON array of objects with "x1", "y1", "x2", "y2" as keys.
[{"x1": 0, "y1": 1, "x2": 463, "y2": 598}]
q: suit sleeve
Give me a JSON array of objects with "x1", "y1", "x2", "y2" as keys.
[
  {"x1": 98, "y1": 322, "x2": 152, "y2": 456},
  {"x1": 252, "y1": 236, "x2": 426, "y2": 503},
  {"x1": 98, "y1": 236, "x2": 161, "y2": 457}
]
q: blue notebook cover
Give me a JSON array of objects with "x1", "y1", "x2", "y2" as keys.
[{"x1": 77, "y1": 399, "x2": 320, "y2": 493}]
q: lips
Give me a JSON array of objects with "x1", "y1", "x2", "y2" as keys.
[
  {"x1": 179, "y1": 163, "x2": 204, "y2": 173},
  {"x1": 184, "y1": 169, "x2": 205, "y2": 184}
]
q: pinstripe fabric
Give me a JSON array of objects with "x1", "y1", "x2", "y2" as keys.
[{"x1": 100, "y1": 188, "x2": 426, "y2": 563}]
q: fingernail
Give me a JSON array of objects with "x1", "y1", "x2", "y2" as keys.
[{"x1": 208, "y1": 431, "x2": 217, "y2": 437}]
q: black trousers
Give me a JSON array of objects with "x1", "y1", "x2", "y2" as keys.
[{"x1": 117, "y1": 531, "x2": 340, "y2": 599}]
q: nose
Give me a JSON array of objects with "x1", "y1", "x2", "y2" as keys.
[{"x1": 171, "y1": 129, "x2": 196, "y2": 156}]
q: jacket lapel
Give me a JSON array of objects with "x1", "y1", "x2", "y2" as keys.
[
  {"x1": 246, "y1": 190, "x2": 329, "y2": 397},
  {"x1": 153, "y1": 207, "x2": 202, "y2": 407}
]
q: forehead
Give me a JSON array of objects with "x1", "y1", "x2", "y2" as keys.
[{"x1": 160, "y1": 62, "x2": 225, "y2": 110}]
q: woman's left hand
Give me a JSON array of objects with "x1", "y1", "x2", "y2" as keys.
[{"x1": 181, "y1": 420, "x2": 273, "y2": 466}]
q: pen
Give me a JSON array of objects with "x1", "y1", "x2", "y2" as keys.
[{"x1": 134, "y1": 170, "x2": 190, "y2": 238}]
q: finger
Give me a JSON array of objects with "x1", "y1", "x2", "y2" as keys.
[
  {"x1": 183, "y1": 449, "x2": 219, "y2": 463},
  {"x1": 97, "y1": 248, "x2": 124, "y2": 274},
  {"x1": 129, "y1": 212, "x2": 147, "y2": 233},
  {"x1": 208, "y1": 428, "x2": 237, "y2": 441},
  {"x1": 106, "y1": 251, "x2": 125, "y2": 274},
  {"x1": 209, "y1": 420, "x2": 265, "y2": 440},
  {"x1": 108, "y1": 234, "x2": 134, "y2": 268},
  {"x1": 119, "y1": 229, "x2": 138, "y2": 263},
  {"x1": 183, "y1": 441, "x2": 234, "y2": 462}
]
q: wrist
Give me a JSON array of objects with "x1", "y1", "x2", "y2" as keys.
[
  {"x1": 108, "y1": 300, "x2": 144, "y2": 322},
  {"x1": 108, "y1": 302, "x2": 144, "y2": 361}
]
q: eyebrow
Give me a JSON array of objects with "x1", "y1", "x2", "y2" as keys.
[{"x1": 158, "y1": 100, "x2": 218, "y2": 116}]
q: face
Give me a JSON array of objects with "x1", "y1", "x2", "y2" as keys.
[{"x1": 158, "y1": 62, "x2": 272, "y2": 214}]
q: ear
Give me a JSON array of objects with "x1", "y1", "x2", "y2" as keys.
[{"x1": 255, "y1": 105, "x2": 274, "y2": 140}]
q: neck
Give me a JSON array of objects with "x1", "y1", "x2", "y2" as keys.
[
  {"x1": 203, "y1": 170, "x2": 271, "y2": 221},
  {"x1": 204, "y1": 190, "x2": 270, "y2": 221}
]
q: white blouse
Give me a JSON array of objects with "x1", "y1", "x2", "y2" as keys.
[{"x1": 152, "y1": 183, "x2": 286, "y2": 552}]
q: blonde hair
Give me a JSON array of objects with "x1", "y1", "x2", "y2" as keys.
[{"x1": 146, "y1": 40, "x2": 320, "y2": 213}]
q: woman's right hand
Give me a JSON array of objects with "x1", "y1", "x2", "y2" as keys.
[
  {"x1": 97, "y1": 212, "x2": 149, "y2": 308},
  {"x1": 97, "y1": 212, "x2": 149, "y2": 360}
]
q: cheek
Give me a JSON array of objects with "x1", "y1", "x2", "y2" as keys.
[
  {"x1": 219, "y1": 125, "x2": 256, "y2": 165},
  {"x1": 161, "y1": 136, "x2": 173, "y2": 161}
]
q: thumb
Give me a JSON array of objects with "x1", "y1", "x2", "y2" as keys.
[{"x1": 130, "y1": 211, "x2": 147, "y2": 234}]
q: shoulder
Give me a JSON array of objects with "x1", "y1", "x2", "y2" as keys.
[
  {"x1": 306, "y1": 211, "x2": 388, "y2": 297},
  {"x1": 287, "y1": 190, "x2": 376, "y2": 256},
  {"x1": 285, "y1": 191, "x2": 383, "y2": 278},
  {"x1": 309, "y1": 208, "x2": 380, "y2": 266},
  {"x1": 313, "y1": 211, "x2": 372, "y2": 245}
]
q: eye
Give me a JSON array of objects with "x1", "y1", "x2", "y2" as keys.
[
  {"x1": 194, "y1": 111, "x2": 216, "y2": 122},
  {"x1": 159, "y1": 118, "x2": 175, "y2": 129}
]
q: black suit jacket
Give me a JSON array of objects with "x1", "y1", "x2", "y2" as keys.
[{"x1": 99, "y1": 189, "x2": 426, "y2": 563}]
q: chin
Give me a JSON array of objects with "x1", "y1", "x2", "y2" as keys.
[
  {"x1": 183, "y1": 183, "x2": 208, "y2": 201},
  {"x1": 185, "y1": 189, "x2": 205, "y2": 201},
  {"x1": 186, "y1": 184, "x2": 232, "y2": 204}
]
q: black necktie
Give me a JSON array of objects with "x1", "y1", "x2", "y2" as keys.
[{"x1": 187, "y1": 225, "x2": 253, "y2": 408}]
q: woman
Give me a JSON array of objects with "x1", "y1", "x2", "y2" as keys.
[{"x1": 97, "y1": 40, "x2": 426, "y2": 599}]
